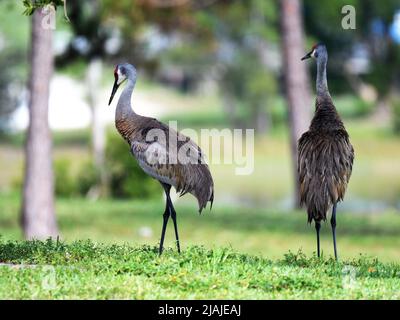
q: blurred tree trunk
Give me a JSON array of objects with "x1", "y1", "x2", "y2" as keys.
[
  {"x1": 86, "y1": 58, "x2": 107, "y2": 198},
  {"x1": 22, "y1": 9, "x2": 58, "y2": 239},
  {"x1": 280, "y1": 0, "x2": 312, "y2": 208}
]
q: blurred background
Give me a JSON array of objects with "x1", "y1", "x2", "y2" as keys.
[{"x1": 0, "y1": 0, "x2": 400, "y2": 261}]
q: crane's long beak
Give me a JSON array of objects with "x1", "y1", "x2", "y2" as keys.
[
  {"x1": 301, "y1": 50, "x2": 313, "y2": 61},
  {"x1": 108, "y1": 80, "x2": 120, "y2": 106}
]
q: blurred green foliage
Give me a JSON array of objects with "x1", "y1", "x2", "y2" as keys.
[
  {"x1": 220, "y1": 51, "x2": 277, "y2": 131},
  {"x1": 0, "y1": 2, "x2": 28, "y2": 133},
  {"x1": 2, "y1": 0, "x2": 399, "y2": 133},
  {"x1": 22, "y1": 0, "x2": 65, "y2": 16},
  {"x1": 54, "y1": 158, "x2": 77, "y2": 197},
  {"x1": 304, "y1": 0, "x2": 400, "y2": 97},
  {"x1": 334, "y1": 95, "x2": 374, "y2": 118},
  {"x1": 0, "y1": 129, "x2": 90, "y2": 147},
  {"x1": 76, "y1": 160, "x2": 101, "y2": 196}
]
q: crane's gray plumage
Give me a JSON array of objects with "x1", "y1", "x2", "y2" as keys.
[
  {"x1": 109, "y1": 63, "x2": 214, "y2": 254},
  {"x1": 299, "y1": 44, "x2": 354, "y2": 259}
]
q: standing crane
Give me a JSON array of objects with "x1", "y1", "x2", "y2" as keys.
[
  {"x1": 108, "y1": 63, "x2": 214, "y2": 255},
  {"x1": 299, "y1": 44, "x2": 354, "y2": 260}
]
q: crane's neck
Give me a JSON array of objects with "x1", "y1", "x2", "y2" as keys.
[
  {"x1": 116, "y1": 78, "x2": 136, "y2": 122},
  {"x1": 316, "y1": 55, "x2": 330, "y2": 98}
]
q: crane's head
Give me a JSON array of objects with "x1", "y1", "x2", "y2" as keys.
[
  {"x1": 301, "y1": 43, "x2": 327, "y2": 61},
  {"x1": 108, "y1": 63, "x2": 137, "y2": 106}
]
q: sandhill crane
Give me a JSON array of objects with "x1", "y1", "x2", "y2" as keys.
[
  {"x1": 299, "y1": 44, "x2": 354, "y2": 260},
  {"x1": 108, "y1": 63, "x2": 214, "y2": 255}
]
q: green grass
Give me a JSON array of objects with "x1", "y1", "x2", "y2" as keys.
[
  {"x1": 0, "y1": 240, "x2": 399, "y2": 299},
  {"x1": 1, "y1": 194, "x2": 400, "y2": 263}
]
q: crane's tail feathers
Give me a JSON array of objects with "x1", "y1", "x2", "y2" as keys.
[
  {"x1": 197, "y1": 190, "x2": 214, "y2": 214},
  {"x1": 306, "y1": 207, "x2": 329, "y2": 224}
]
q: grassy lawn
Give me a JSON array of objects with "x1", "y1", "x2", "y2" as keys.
[
  {"x1": 0, "y1": 240, "x2": 399, "y2": 299},
  {"x1": 1, "y1": 194, "x2": 400, "y2": 262},
  {"x1": 0, "y1": 193, "x2": 399, "y2": 299}
]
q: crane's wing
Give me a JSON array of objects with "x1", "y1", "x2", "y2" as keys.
[{"x1": 130, "y1": 117, "x2": 214, "y2": 212}]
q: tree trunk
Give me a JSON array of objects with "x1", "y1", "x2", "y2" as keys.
[
  {"x1": 22, "y1": 9, "x2": 58, "y2": 239},
  {"x1": 280, "y1": 0, "x2": 312, "y2": 208},
  {"x1": 86, "y1": 58, "x2": 107, "y2": 198}
]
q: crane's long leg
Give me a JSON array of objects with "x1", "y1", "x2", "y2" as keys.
[
  {"x1": 331, "y1": 203, "x2": 338, "y2": 261},
  {"x1": 168, "y1": 198, "x2": 181, "y2": 253},
  {"x1": 315, "y1": 221, "x2": 321, "y2": 258},
  {"x1": 158, "y1": 197, "x2": 170, "y2": 255},
  {"x1": 159, "y1": 183, "x2": 181, "y2": 254}
]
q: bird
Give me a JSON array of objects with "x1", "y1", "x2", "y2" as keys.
[
  {"x1": 108, "y1": 63, "x2": 214, "y2": 255},
  {"x1": 299, "y1": 44, "x2": 354, "y2": 260}
]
